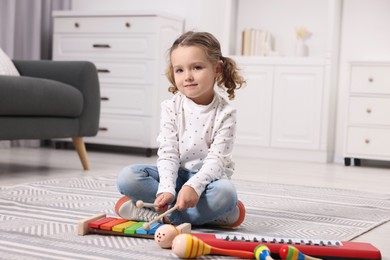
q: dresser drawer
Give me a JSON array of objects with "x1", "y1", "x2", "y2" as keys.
[
  {"x1": 54, "y1": 16, "x2": 158, "y2": 33},
  {"x1": 346, "y1": 127, "x2": 390, "y2": 158},
  {"x1": 348, "y1": 97, "x2": 390, "y2": 125},
  {"x1": 94, "y1": 60, "x2": 155, "y2": 84},
  {"x1": 88, "y1": 115, "x2": 155, "y2": 147},
  {"x1": 100, "y1": 85, "x2": 152, "y2": 116},
  {"x1": 350, "y1": 65, "x2": 390, "y2": 94},
  {"x1": 53, "y1": 35, "x2": 157, "y2": 59}
]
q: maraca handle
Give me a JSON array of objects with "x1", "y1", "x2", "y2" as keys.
[{"x1": 211, "y1": 247, "x2": 254, "y2": 259}]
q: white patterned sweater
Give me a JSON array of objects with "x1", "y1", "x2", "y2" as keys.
[{"x1": 156, "y1": 91, "x2": 237, "y2": 197}]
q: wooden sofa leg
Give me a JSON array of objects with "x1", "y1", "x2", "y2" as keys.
[{"x1": 72, "y1": 137, "x2": 90, "y2": 170}]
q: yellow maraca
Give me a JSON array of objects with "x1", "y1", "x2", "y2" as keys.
[
  {"x1": 254, "y1": 244, "x2": 274, "y2": 260},
  {"x1": 279, "y1": 245, "x2": 322, "y2": 260},
  {"x1": 172, "y1": 234, "x2": 254, "y2": 259}
]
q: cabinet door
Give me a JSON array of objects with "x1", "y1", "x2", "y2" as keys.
[
  {"x1": 232, "y1": 64, "x2": 273, "y2": 146},
  {"x1": 271, "y1": 66, "x2": 324, "y2": 149}
]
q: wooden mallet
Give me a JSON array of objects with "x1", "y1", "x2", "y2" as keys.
[
  {"x1": 142, "y1": 205, "x2": 178, "y2": 230},
  {"x1": 136, "y1": 200, "x2": 157, "y2": 208}
]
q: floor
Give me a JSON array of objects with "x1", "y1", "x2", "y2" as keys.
[{"x1": 0, "y1": 146, "x2": 389, "y2": 259}]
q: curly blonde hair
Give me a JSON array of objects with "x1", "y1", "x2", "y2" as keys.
[{"x1": 166, "y1": 31, "x2": 246, "y2": 100}]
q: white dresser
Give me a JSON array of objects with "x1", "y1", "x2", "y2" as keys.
[
  {"x1": 344, "y1": 61, "x2": 390, "y2": 165},
  {"x1": 52, "y1": 11, "x2": 183, "y2": 156}
]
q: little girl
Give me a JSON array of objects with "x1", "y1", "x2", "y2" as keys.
[{"x1": 116, "y1": 31, "x2": 246, "y2": 227}]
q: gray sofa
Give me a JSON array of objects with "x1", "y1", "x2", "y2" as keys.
[{"x1": 0, "y1": 60, "x2": 100, "y2": 170}]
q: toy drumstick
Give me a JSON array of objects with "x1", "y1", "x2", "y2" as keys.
[
  {"x1": 154, "y1": 223, "x2": 192, "y2": 248},
  {"x1": 136, "y1": 200, "x2": 157, "y2": 208},
  {"x1": 279, "y1": 245, "x2": 322, "y2": 260},
  {"x1": 142, "y1": 205, "x2": 178, "y2": 230},
  {"x1": 254, "y1": 244, "x2": 274, "y2": 260},
  {"x1": 172, "y1": 234, "x2": 254, "y2": 259}
]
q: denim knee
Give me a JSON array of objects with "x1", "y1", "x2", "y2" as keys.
[
  {"x1": 207, "y1": 179, "x2": 238, "y2": 211},
  {"x1": 117, "y1": 165, "x2": 137, "y2": 195},
  {"x1": 116, "y1": 164, "x2": 159, "y2": 202}
]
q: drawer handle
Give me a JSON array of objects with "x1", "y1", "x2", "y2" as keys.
[
  {"x1": 97, "y1": 69, "x2": 110, "y2": 73},
  {"x1": 125, "y1": 22, "x2": 131, "y2": 28},
  {"x1": 366, "y1": 108, "x2": 372, "y2": 113},
  {"x1": 365, "y1": 139, "x2": 370, "y2": 144},
  {"x1": 74, "y1": 22, "x2": 80, "y2": 28},
  {"x1": 368, "y1": 77, "x2": 374, "y2": 83},
  {"x1": 99, "y1": 127, "x2": 108, "y2": 132},
  {"x1": 93, "y1": 44, "x2": 111, "y2": 48},
  {"x1": 101, "y1": 97, "x2": 110, "y2": 101}
]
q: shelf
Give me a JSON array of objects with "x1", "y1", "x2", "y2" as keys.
[{"x1": 230, "y1": 55, "x2": 328, "y2": 66}]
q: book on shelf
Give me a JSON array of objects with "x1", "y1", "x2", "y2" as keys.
[{"x1": 241, "y1": 28, "x2": 273, "y2": 56}]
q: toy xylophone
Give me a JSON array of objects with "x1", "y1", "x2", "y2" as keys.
[
  {"x1": 191, "y1": 233, "x2": 382, "y2": 260},
  {"x1": 78, "y1": 213, "x2": 163, "y2": 239}
]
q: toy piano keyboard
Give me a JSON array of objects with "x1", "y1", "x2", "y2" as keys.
[
  {"x1": 78, "y1": 213, "x2": 162, "y2": 238},
  {"x1": 192, "y1": 233, "x2": 382, "y2": 260}
]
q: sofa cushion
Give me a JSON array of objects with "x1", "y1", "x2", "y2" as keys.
[
  {"x1": 0, "y1": 48, "x2": 20, "y2": 76},
  {"x1": 0, "y1": 76, "x2": 83, "y2": 117}
]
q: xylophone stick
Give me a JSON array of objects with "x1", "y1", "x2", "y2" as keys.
[
  {"x1": 254, "y1": 244, "x2": 274, "y2": 260},
  {"x1": 172, "y1": 234, "x2": 254, "y2": 259},
  {"x1": 279, "y1": 245, "x2": 323, "y2": 260},
  {"x1": 142, "y1": 205, "x2": 178, "y2": 230},
  {"x1": 136, "y1": 200, "x2": 158, "y2": 208}
]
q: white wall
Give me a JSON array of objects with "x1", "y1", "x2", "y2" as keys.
[
  {"x1": 235, "y1": 0, "x2": 330, "y2": 57},
  {"x1": 334, "y1": 0, "x2": 390, "y2": 163}
]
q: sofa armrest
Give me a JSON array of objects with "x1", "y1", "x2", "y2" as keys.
[{"x1": 12, "y1": 60, "x2": 100, "y2": 136}]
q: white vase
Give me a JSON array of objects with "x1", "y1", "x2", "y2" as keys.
[{"x1": 295, "y1": 40, "x2": 309, "y2": 57}]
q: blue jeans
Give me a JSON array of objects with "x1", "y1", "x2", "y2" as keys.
[{"x1": 117, "y1": 164, "x2": 238, "y2": 226}]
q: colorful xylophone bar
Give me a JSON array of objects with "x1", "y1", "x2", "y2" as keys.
[{"x1": 78, "y1": 213, "x2": 162, "y2": 239}]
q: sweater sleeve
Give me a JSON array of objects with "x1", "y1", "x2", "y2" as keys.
[
  {"x1": 156, "y1": 99, "x2": 180, "y2": 197},
  {"x1": 185, "y1": 106, "x2": 237, "y2": 196}
]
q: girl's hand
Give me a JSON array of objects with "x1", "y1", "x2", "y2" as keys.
[
  {"x1": 175, "y1": 185, "x2": 199, "y2": 211},
  {"x1": 154, "y1": 192, "x2": 174, "y2": 212}
]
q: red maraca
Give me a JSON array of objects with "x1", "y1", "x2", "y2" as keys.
[
  {"x1": 279, "y1": 245, "x2": 322, "y2": 260},
  {"x1": 172, "y1": 234, "x2": 254, "y2": 259}
]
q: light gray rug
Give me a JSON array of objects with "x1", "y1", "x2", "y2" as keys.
[{"x1": 0, "y1": 175, "x2": 389, "y2": 259}]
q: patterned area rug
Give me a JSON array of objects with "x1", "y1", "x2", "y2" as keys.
[{"x1": 0, "y1": 175, "x2": 389, "y2": 259}]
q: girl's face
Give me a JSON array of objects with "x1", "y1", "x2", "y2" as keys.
[{"x1": 171, "y1": 46, "x2": 221, "y2": 105}]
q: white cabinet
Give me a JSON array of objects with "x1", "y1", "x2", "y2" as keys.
[
  {"x1": 231, "y1": 57, "x2": 330, "y2": 162},
  {"x1": 344, "y1": 61, "x2": 390, "y2": 165},
  {"x1": 52, "y1": 11, "x2": 183, "y2": 155},
  {"x1": 272, "y1": 66, "x2": 324, "y2": 149},
  {"x1": 233, "y1": 65, "x2": 273, "y2": 147}
]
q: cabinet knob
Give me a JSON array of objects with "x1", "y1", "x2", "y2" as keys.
[
  {"x1": 125, "y1": 22, "x2": 131, "y2": 28},
  {"x1": 368, "y1": 77, "x2": 374, "y2": 83},
  {"x1": 74, "y1": 22, "x2": 80, "y2": 28},
  {"x1": 99, "y1": 127, "x2": 108, "y2": 131},
  {"x1": 101, "y1": 97, "x2": 110, "y2": 101},
  {"x1": 364, "y1": 139, "x2": 370, "y2": 144},
  {"x1": 366, "y1": 108, "x2": 372, "y2": 113}
]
